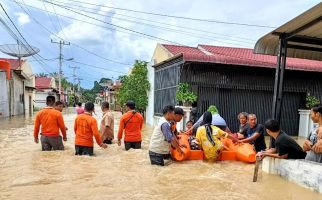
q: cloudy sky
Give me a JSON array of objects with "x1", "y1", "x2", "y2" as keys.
[{"x1": 0, "y1": 0, "x2": 320, "y2": 88}]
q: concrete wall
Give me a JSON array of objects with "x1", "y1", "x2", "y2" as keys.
[
  {"x1": 146, "y1": 44, "x2": 174, "y2": 126},
  {"x1": 151, "y1": 43, "x2": 173, "y2": 64},
  {"x1": 262, "y1": 157, "x2": 322, "y2": 193},
  {"x1": 24, "y1": 90, "x2": 35, "y2": 115},
  {"x1": 0, "y1": 72, "x2": 24, "y2": 117},
  {"x1": 34, "y1": 90, "x2": 51, "y2": 109},
  {"x1": 146, "y1": 61, "x2": 155, "y2": 126},
  {"x1": 12, "y1": 73, "x2": 24, "y2": 116},
  {"x1": 0, "y1": 72, "x2": 9, "y2": 117}
]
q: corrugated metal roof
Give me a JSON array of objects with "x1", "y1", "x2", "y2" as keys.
[
  {"x1": 159, "y1": 44, "x2": 322, "y2": 72},
  {"x1": 254, "y1": 2, "x2": 322, "y2": 61}
]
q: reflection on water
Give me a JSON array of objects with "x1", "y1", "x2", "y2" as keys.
[{"x1": 0, "y1": 108, "x2": 321, "y2": 200}]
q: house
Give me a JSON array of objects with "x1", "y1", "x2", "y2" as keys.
[
  {"x1": 34, "y1": 77, "x2": 58, "y2": 109},
  {"x1": 146, "y1": 44, "x2": 322, "y2": 135},
  {"x1": 0, "y1": 58, "x2": 35, "y2": 117},
  {"x1": 95, "y1": 80, "x2": 122, "y2": 110}
]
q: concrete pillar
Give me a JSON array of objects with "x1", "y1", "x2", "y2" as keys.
[
  {"x1": 298, "y1": 109, "x2": 317, "y2": 138},
  {"x1": 176, "y1": 106, "x2": 191, "y2": 131}
]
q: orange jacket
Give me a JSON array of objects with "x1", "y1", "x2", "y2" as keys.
[
  {"x1": 74, "y1": 113, "x2": 102, "y2": 147},
  {"x1": 117, "y1": 111, "x2": 144, "y2": 142},
  {"x1": 34, "y1": 107, "x2": 66, "y2": 138}
]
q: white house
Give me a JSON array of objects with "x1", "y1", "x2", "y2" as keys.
[{"x1": 34, "y1": 77, "x2": 58, "y2": 109}]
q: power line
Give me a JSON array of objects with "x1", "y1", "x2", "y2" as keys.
[
  {"x1": 46, "y1": 0, "x2": 256, "y2": 43},
  {"x1": 11, "y1": 0, "x2": 132, "y2": 66},
  {"x1": 27, "y1": 57, "x2": 127, "y2": 75},
  {"x1": 49, "y1": 0, "x2": 276, "y2": 28},
  {"x1": 50, "y1": 2, "x2": 67, "y2": 39},
  {"x1": 40, "y1": 0, "x2": 183, "y2": 45},
  {"x1": 41, "y1": 1, "x2": 253, "y2": 47},
  {"x1": 40, "y1": 0, "x2": 60, "y2": 35},
  {"x1": 0, "y1": 3, "x2": 55, "y2": 75},
  {"x1": 69, "y1": 60, "x2": 127, "y2": 74}
]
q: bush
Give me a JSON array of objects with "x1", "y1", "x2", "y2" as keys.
[
  {"x1": 176, "y1": 83, "x2": 197, "y2": 105},
  {"x1": 306, "y1": 94, "x2": 320, "y2": 109}
]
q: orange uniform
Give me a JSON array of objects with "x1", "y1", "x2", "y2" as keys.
[
  {"x1": 34, "y1": 107, "x2": 66, "y2": 139},
  {"x1": 74, "y1": 113, "x2": 102, "y2": 147},
  {"x1": 117, "y1": 111, "x2": 144, "y2": 142}
]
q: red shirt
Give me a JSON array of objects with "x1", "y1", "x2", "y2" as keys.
[{"x1": 117, "y1": 111, "x2": 144, "y2": 142}]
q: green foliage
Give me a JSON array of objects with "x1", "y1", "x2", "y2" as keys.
[
  {"x1": 117, "y1": 75, "x2": 127, "y2": 83},
  {"x1": 207, "y1": 105, "x2": 219, "y2": 115},
  {"x1": 82, "y1": 89, "x2": 96, "y2": 102},
  {"x1": 306, "y1": 94, "x2": 320, "y2": 109},
  {"x1": 68, "y1": 94, "x2": 75, "y2": 106},
  {"x1": 117, "y1": 60, "x2": 150, "y2": 112},
  {"x1": 35, "y1": 73, "x2": 48, "y2": 77},
  {"x1": 92, "y1": 81, "x2": 103, "y2": 94},
  {"x1": 176, "y1": 83, "x2": 197, "y2": 105},
  {"x1": 99, "y1": 78, "x2": 113, "y2": 84}
]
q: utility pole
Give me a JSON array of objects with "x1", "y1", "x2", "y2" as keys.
[
  {"x1": 51, "y1": 39, "x2": 70, "y2": 101},
  {"x1": 69, "y1": 65, "x2": 79, "y2": 93},
  {"x1": 77, "y1": 77, "x2": 83, "y2": 101}
]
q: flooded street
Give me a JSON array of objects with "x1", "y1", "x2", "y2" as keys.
[{"x1": 0, "y1": 107, "x2": 321, "y2": 200}]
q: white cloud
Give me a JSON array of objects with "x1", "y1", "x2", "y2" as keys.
[{"x1": 15, "y1": 12, "x2": 30, "y2": 25}]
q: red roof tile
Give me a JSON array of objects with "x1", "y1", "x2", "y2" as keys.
[
  {"x1": 35, "y1": 77, "x2": 52, "y2": 89},
  {"x1": 0, "y1": 58, "x2": 25, "y2": 70},
  {"x1": 161, "y1": 44, "x2": 322, "y2": 72},
  {"x1": 162, "y1": 44, "x2": 205, "y2": 56}
]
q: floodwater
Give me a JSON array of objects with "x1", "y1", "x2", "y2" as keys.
[{"x1": 0, "y1": 108, "x2": 321, "y2": 200}]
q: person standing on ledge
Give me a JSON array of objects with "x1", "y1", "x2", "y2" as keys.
[
  {"x1": 257, "y1": 119, "x2": 306, "y2": 160},
  {"x1": 117, "y1": 100, "x2": 144, "y2": 151},
  {"x1": 303, "y1": 104, "x2": 322, "y2": 163}
]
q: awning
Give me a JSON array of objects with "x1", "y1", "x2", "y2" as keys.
[{"x1": 254, "y1": 2, "x2": 322, "y2": 61}]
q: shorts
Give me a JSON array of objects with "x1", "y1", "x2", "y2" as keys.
[
  {"x1": 103, "y1": 139, "x2": 113, "y2": 144},
  {"x1": 40, "y1": 135, "x2": 64, "y2": 151},
  {"x1": 124, "y1": 141, "x2": 141, "y2": 151},
  {"x1": 149, "y1": 151, "x2": 171, "y2": 166},
  {"x1": 75, "y1": 145, "x2": 94, "y2": 156}
]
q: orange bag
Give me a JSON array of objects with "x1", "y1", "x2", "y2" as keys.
[
  {"x1": 220, "y1": 138, "x2": 256, "y2": 163},
  {"x1": 236, "y1": 143, "x2": 256, "y2": 163},
  {"x1": 170, "y1": 134, "x2": 191, "y2": 161}
]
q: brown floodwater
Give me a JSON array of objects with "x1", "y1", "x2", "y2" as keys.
[{"x1": 0, "y1": 108, "x2": 321, "y2": 200}]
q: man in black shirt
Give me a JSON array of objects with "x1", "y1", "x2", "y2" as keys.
[
  {"x1": 257, "y1": 119, "x2": 306, "y2": 160},
  {"x1": 239, "y1": 114, "x2": 266, "y2": 152}
]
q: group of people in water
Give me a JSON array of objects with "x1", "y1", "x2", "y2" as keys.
[
  {"x1": 34, "y1": 96, "x2": 144, "y2": 155},
  {"x1": 33, "y1": 95, "x2": 322, "y2": 166}
]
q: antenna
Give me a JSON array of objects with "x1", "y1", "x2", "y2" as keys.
[{"x1": 0, "y1": 43, "x2": 40, "y2": 68}]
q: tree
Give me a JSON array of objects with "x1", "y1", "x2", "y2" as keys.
[
  {"x1": 117, "y1": 75, "x2": 127, "y2": 83},
  {"x1": 118, "y1": 60, "x2": 150, "y2": 112},
  {"x1": 35, "y1": 73, "x2": 48, "y2": 77}
]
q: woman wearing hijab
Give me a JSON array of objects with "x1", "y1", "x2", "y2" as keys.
[{"x1": 196, "y1": 111, "x2": 237, "y2": 161}]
